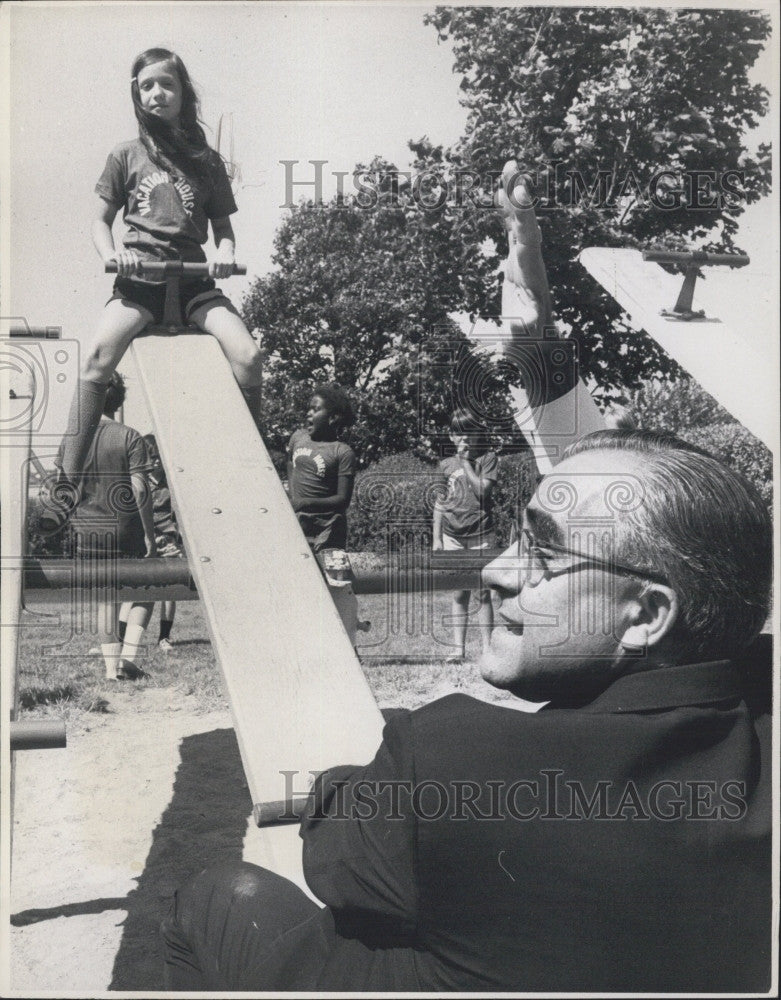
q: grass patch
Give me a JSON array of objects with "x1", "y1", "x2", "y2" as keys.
[
  {"x1": 17, "y1": 600, "x2": 228, "y2": 726},
  {"x1": 17, "y1": 589, "x2": 511, "y2": 728},
  {"x1": 18, "y1": 685, "x2": 79, "y2": 710}
]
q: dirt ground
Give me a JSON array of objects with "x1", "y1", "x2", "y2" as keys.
[{"x1": 9, "y1": 685, "x2": 299, "y2": 995}]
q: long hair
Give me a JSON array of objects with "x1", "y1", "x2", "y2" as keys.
[
  {"x1": 564, "y1": 429, "x2": 772, "y2": 662},
  {"x1": 131, "y1": 48, "x2": 214, "y2": 186}
]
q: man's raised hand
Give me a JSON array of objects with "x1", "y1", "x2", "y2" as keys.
[{"x1": 495, "y1": 160, "x2": 554, "y2": 341}]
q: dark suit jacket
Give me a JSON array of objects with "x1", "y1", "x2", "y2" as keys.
[{"x1": 298, "y1": 659, "x2": 772, "y2": 992}]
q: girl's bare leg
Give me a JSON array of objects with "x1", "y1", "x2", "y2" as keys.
[{"x1": 189, "y1": 301, "x2": 264, "y2": 427}]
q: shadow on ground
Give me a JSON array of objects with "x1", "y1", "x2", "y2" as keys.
[
  {"x1": 108, "y1": 727, "x2": 251, "y2": 990},
  {"x1": 12, "y1": 713, "x2": 411, "y2": 989},
  {"x1": 107, "y1": 714, "x2": 408, "y2": 989}
]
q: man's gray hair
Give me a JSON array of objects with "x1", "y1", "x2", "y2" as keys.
[{"x1": 563, "y1": 429, "x2": 771, "y2": 662}]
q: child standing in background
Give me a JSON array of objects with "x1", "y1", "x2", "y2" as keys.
[
  {"x1": 144, "y1": 433, "x2": 183, "y2": 649},
  {"x1": 53, "y1": 372, "x2": 156, "y2": 680},
  {"x1": 433, "y1": 409, "x2": 499, "y2": 662},
  {"x1": 115, "y1": 434, "x2": 181, "y2": 656},
  {"x1": 287, "y1": 385, "x2": 359, "y2": 644},
  {"x1": 287, "y1": 386, "x2": 356, "y2": 553}
]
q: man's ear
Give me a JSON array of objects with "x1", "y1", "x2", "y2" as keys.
[{"x1": 620, "y1": 584, "x2": 679, "y2": 651}]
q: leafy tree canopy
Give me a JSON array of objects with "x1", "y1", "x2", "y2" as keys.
[
  {"x1": 245, "y1": 8, "x2": 771, "y2": 467},
  {"x1": 242, "y1": 160, "x2": 517, "y2": 466},
  {"x1": 421, "y1": 6, "x2": 771, "y2": 394}
]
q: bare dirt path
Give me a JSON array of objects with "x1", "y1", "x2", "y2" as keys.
[{"x1": 10, "y1": 686, "x2": 252, "y2": 994}]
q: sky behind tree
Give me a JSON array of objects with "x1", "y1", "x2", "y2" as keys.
[{"x1": 1, "y1": 2, "x2": 776, "y2": 436}]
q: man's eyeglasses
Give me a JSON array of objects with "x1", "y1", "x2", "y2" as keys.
[{"x1": 512, "y1": 524, "x2": 670, "y2": 589}]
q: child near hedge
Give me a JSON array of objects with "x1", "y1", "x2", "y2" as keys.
[
  {"x1": 433, "y1": 409, "x2": 498, "y2": 662},
  {"x1": 287, "y1": 385, "x2": 356, "y2": 553},
  {"x1": 287, "y1": 385, "x2": 360, "y2": 644}
]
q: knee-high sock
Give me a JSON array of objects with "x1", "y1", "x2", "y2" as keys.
[
  {"x1": 121, "y1": 623, "x2": 147, "y2": 667},
  {"x1": 101, "y1": 642, "x2": 122, "y2": 680},
  {"x1": 60, "y1": 379, "x2": 109, "y2": 484},
  {"x1": 240, "y1": 384, "x2": 262, "y2": 433}
]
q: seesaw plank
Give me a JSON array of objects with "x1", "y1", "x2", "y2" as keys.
[
  {"x1": 579, "y1": 248, "x2": 773, "y2": 447},
  {"x1": 131, "y1": 334, "x2": 385, "y2": 836}
]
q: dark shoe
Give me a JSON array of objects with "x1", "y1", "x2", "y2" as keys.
[{"x1": 116, "y1": 661, "x2": 147, "y2": 681}]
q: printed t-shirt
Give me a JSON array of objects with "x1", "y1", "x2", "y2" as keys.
[
  {"x1": 287, "y1": 429, "x2": 356, "y2": 551},
  {"x1": 95, "y1": 139, "x2": 237, "y2": 269},
  {"x1": 56, "y1": 418, "x2": 151, "y2": 556},
  {"x1": 437, "y1": 450, "x2": 499, "y2": 538}
]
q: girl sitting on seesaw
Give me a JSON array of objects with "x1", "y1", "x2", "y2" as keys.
[{"x1": 49, "y1": 47, "x2": 263, "y2": 528}]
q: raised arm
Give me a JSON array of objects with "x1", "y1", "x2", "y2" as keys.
[
  {"x1": 456, "y1": 448, "x2": 496, "y2": 503},
  {"x1": 494, "y1": 160, "x2": 605, "y2": 467},
  {"x1": 495, "y1": 160, "x2": 554, "y2": 340}
]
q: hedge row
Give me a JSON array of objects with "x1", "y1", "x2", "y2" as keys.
[
  {"x1": 676, "y1": 423, "x2": 772, "y2": 506},
  {"x1": 626, "y1": 377, "x2": 772, "y2": 506},
  {"x1": 347, "y1": 450, "x2": 538, "y2": 554},
  {"x1": 28, "y1": 377, "x2": 771, "y2": 559}
]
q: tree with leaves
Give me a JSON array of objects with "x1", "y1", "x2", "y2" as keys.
[
  {"x1": 419, "y1": 6, "x2": 771, "y2": 397},
  {"x1": 242, "y1": 159, "x2": 516, "y2": 466}
]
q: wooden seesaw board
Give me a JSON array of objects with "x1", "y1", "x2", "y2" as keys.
[
  {"x1": 132, "y1": 333, "x2": 385, "y2": 881},
  {"x1": 579, "y1": 247, "x2": 774, "y2": 448}
]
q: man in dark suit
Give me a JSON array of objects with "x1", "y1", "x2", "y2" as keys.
[{"x1": 160, "y1": 167, "x2": 773, "y2": 993}]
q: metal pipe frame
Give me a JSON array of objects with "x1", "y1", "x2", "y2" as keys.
[{"x1": 23, "y1": 553, "x2": 503, "y2": 603}]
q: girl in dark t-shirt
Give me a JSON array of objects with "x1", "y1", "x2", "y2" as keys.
[
  {"x1": 48, "y1": 47, "x2": 263, "y2": 532},
  {"x1": 287, "y1": 387, "x2": 357, "y2": 553}
]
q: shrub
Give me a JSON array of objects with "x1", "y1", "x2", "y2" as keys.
[
  {"x1": 627, "y1": 377, "x2": 732, "y2": 433},
  {"x1": 680, "y1": 423, "x2": 773, "y2": 506},
  {"x1": 348, "y1": 452, "x2": 441, "y2": 554},
  {"x1": 347, "y1": 449, "x2": 538, "y2": 553},
  {"x1": 491, "y1": 452, "x2": 539, "y2": 547},
  {"x1": 627, "y1": 377, "x2": 772, "y2": 506},
  {"x1": 27, "y1": 497, "x2": 74, "y2": 557}
]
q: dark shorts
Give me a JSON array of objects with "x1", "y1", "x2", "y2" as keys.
[
  {"x1": 108, "y1": 276, "x2": 235, "y2": 326},
  {"x1": 73, "y1": 522, "x2": 146, "y2": 560}
]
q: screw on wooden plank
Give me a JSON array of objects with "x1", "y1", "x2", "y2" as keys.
[{"x1": 642, "y1": 249, "x2": 750, "y2": 321}]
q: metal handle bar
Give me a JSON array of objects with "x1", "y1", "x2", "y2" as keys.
[{"x1": 105, "y1": 261, "x2": 247, "y2": 277}]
